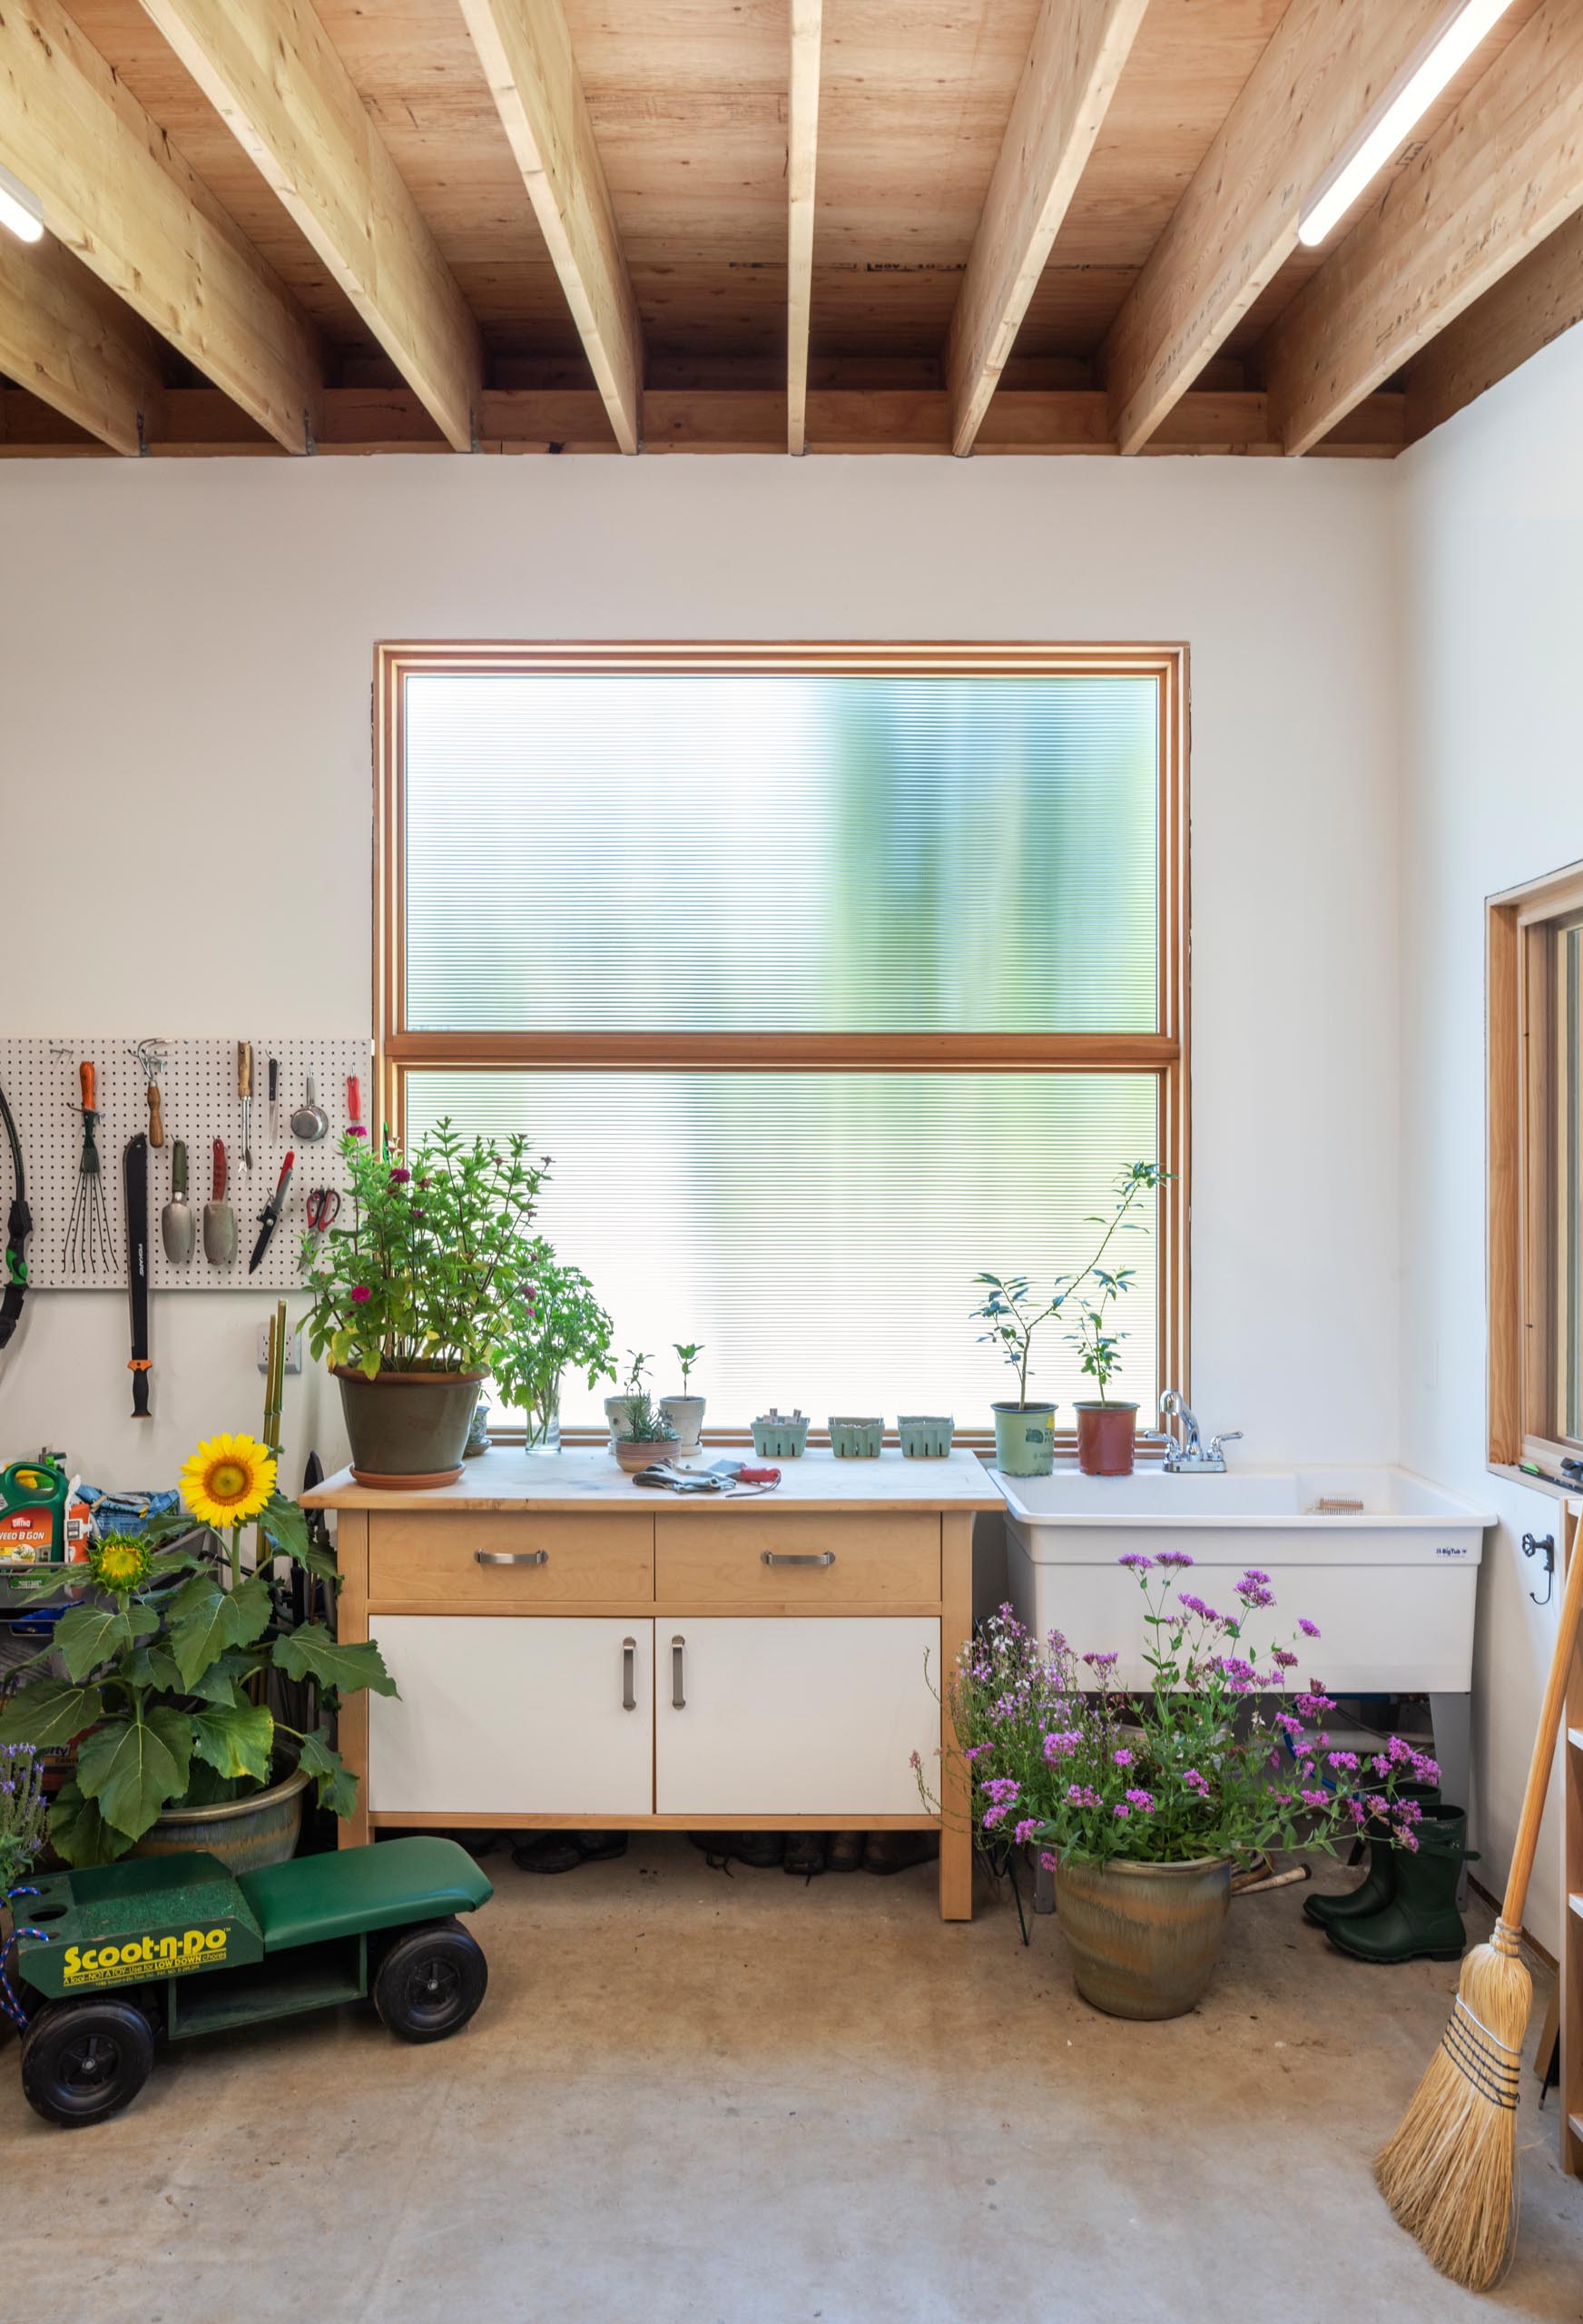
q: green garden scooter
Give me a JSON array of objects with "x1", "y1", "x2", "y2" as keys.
[{"x1": 4, "y1": 1836, "x2": 492, "y2": 2126}]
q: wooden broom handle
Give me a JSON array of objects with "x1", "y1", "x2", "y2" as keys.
[{"x1": 1500, "y1": 1506, "x2": 1583, "y2": 1934}]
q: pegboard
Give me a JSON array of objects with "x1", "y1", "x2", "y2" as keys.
[{"x1": 0, "y1": 1038, "x2": 371, "y2": 1292}]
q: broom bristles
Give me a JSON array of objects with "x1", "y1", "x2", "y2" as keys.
[{"x1": 1374, "y1": 1930, "x2": 1530, "y2": 2293}]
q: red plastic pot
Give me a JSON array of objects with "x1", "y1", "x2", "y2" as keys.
[{"x1": 1074, "y1": 1401, "x2": 1138, "y2": 1477}]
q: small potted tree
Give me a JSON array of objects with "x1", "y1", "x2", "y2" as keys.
[
  {"x1": 972, "y1": 1274, "x2": 1061, "y2": 1476},
  {"x1": 301, "y1": 1121, "x2": 546, "y2": 1487},
  {"x1": 1066, "y1": 1161, "x2": 1164, "y2": 1476},
  {"x1": 493, "y1": 1245, "x2": 615, "y2": 1455},
  {"x1": 662, "y1": 1343, "x2": 706, "y2": 1459}
]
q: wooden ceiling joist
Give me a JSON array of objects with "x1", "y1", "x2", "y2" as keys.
[
  {"x1": 0, "y1": 384, "x2": 1408, "y2": 461},
  {"x1": 1404, "y1": 209, "x2": 1583, "y2": 446},
  {"x1": 458, "y1": 0, "x2": 644, "y2": 454},
  {"x1": 1264, "y1": 0, "x2": 1583, "y2": 458},
  {"x1": 946, "y1": 0, "x2": 1150, "y2": 458},
  {"x1": 0, "y1": 231, "x2": 164, "y2": 456},
  {"x1": 786, "y1": 0, "x2": 823, "y2": 458},
  {"x1": 0, "y1": 0, "x2": 322, "y2": 452},
  {"x1": 1101, "y1": 0, "x2": 1450, "y2": 457},
  {"x1": 134, "y1": 0, "x2": 484, "y2": 452}
]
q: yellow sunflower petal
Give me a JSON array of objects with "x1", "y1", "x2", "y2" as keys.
[{"x1": 180, "y1": 1432, "x2": 277, "y2": 1530}]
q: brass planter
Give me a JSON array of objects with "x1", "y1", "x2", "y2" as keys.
[
  {"x1": 1055, "y1": 1853, "x2": 1232, "y2": 2020},
  {"x1": 131, "y1": 1762, "x2": 310, "y2": 1876}
]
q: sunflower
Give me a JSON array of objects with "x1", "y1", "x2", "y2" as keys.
[
  {"x1": 180, "y1": 1433, "x2": 276, "y2": 1531},
  {"x1": 86, "y1": 1531, "x2": 152, "y2": 1596}
]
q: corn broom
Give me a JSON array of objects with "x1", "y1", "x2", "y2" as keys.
[{"x1": 1375, "y1": 1507, "x2": 1583, "y2": 2290}]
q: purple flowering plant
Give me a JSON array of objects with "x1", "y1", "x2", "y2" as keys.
[
  {"x1": 301, "y1": 1120, "x2": 547, "y2": 1380},
  {"x1": 924, "y1": 1560, "x2": 1434, "y2": 1870},
  {"x1": 0, "y1": 1741, "x2": 47, "y2": 1895}
]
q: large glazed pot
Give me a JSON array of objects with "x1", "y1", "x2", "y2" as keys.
[
  {"x1": 333, "y1": 1366, "x2": 485, "y2": 1488},
  {"x1": 992, "y1": 1402, "x2": 1056, "y2": 1477},
  {"x1": 131, "y1": 1761, "x2": 310, "y2": 1876},
  {"x1": 1055, "y1": 1853, "x2": 1232, "y2": 2020}
]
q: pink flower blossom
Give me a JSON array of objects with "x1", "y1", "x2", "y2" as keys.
[{"x1": 349, "y1": 1285, "x2": 372, "y2": 1305}]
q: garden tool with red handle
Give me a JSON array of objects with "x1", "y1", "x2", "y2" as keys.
[{"x1": 203, "y1": 1139, "x2": 236, "y2": 1266}]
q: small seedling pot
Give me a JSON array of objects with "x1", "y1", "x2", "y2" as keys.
[
  {"x1": 829, "y1": 1416, "x2": 884, "y2": 1459},
  {"x1": 752, "y1": 1413, "x2": 810, "y2": 1459},
  {"x1": 991, "y1": 1402, "x2": 1057, "y2": 1477},
  {"x1": 1074, "y1": 1401, "x2": 1138, "y2": 1477},
  {"x1": 898, "y1": 1414, "x2": 954, "y2": 1459},
  {"x1": 661, "y1": 1394, "x2": 705, "y2": 1457},
  {"x1": 604, "y1": 1395, "x2": 636, "y2": 1450}
]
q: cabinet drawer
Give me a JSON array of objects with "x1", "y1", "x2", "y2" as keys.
[
  {"x1": 654, "y1": 1513, "x2": 938, "y2": 1606},
  {"x1": 369, "y1": 1513, "x2": 654, "y2": 1608}
]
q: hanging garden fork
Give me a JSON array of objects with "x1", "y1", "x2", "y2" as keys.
[{"x1": 64, "y1": 1059, "x2": 116, "y2": 1274}]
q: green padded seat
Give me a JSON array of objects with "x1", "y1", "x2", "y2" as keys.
[{"x1": 238, "y1": 1837, "x2": 492, "y2": 1954}]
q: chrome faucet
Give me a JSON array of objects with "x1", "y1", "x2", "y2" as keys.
[{"x1": 1159, "y1": 1389, "x2": 1242, "y2": 1473}]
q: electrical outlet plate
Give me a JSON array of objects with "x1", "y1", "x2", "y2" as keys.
[{"x1": 257, "y1": 1324, "x2": 303, "y2": 1375}]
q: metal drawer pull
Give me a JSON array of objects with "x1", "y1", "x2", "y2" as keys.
[
  {"x1": 622, "y1": 1637, "x2": 636, "y2": 1711},
  {"x1": 474, "y1": 1548, "x2": 549, "y2": 1567},
  {"x1": 672, "y1": 1634, "x2": 685, "y2": 1709},
  {"x1": 760, "y1": 1550, "x2": 836, "y2": 1569}
]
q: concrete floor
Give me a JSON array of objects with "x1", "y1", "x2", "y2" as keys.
[{"x1": 5, "y1": 1840, "x2": 1581, "y2": 2324}]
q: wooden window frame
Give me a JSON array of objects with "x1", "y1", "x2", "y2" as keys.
[
  {"x1": 1489, "y1": 858, "x2": 1583, "y2": 1469},
  {"x1": 374, "y1": 640, "x2": 1191, "y2": 1448}
]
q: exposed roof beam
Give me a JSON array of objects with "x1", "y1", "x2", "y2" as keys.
[
  {"x1": 786, "y1": 0, "x2": 823, "y2": 456},
  {"x1": 457, "y1": 0, "x2": 643, "y2": 453},
  {"x1": 135, "y1": 0, "x2": 484, "y2": 452},
  {"x1": 1404, "y1": 210, "x2": 1583, "y2": 444},
  {"x1": 1102, "y1": 0, "x2": 1449, "y2": 456},
  {"x1": 0, "y1": 385, "x2": 1407, "y2": 460},
  {"x1": 945, "y1": 0, "x2": 1150, "y2": 458},
  {"x1": 0, "y1": 0, "x2": 322, "y2": 452},
  {"x1": 0, "y1": 231, "x2": 164, "y2": 456},
  {"x1": 1264, "y1": 0, "x2": 1583, "y2": 458}
]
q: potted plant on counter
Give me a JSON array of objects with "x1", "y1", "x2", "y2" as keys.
[
  {"x1": 0, "y1": 1434, "x2": 395, "y2": 1871},
  {"x1": 973, "y1": 1160, "x2": 1166, "y2": 1478},
  {"x1": 932, "y1": 1559, "x2": 1434, "y2": 2020},
  {"x1": 662, "y1": 1343, "x2": 706, "y2": 1459},
  {"x1": 612, "y1": 1392, "x2": 677, "y2": 1473},
  {"x1": 605, "y1": 1349, "x2": 652, "y2": 1450},
  {"x1": 302, "y1": 1120, "x2": 546, "y2": 1487},
  {"x1": 494, "y1": 1245, "x2": 616, "y2": 1455}
]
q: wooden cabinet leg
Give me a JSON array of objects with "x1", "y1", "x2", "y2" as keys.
[
  {"x1": 939, "y1": 1513, "x2": 974, "y2": 1921},
  {"x1": 334, "y1": 1511, "x2": 370, "y2": 1850}
]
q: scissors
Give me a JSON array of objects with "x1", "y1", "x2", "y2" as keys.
[{"x1": 304, "y1": 1187, "x2": 341, "y2": 1235}]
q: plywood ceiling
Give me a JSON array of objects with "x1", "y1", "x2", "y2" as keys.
[{"x1": 2, "y1": 0, "x2": 1578, "y2": 455}]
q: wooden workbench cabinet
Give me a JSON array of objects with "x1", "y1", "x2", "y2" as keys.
[{"x1": 305, "y1": 1450, "x2": 999, "y2": 1920}]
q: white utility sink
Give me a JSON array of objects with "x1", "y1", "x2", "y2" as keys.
[{"x1": 990, "y1": 1464, "x2": 1494, "y2": 1697}]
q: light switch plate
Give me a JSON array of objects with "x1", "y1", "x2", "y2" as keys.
[{"x1": 257, "y1": 1324, "x2": 303, "y2": 1375}]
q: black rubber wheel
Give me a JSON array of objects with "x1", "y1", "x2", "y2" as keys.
[
  {"x1": 20, "y1": 1999, "x2": 155, "y2": 2128},
  {"x1": 371, "y1": 1917, "x2": 487, "y2": 2044}
]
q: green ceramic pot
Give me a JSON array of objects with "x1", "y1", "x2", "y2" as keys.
[
  {"x1": 992, "y1": 1402, "x2": 1056, "y2": 1476},
  {"x1": 1054, "y1": 1853, "x2": 1232, "y2": 2021},
  {"x1": 333, "y1": 1366, "x2": 485, "y2": 1488},
  {"x1": 131, "y1": 1759, "x2": 310, "y2": 1876},
  {"x1": 828, "y1": 1416, "x2": 883, "y2": 1459},
  {"x1": 898, "y1": 1415, "x2": 954, "y2": 1458}
]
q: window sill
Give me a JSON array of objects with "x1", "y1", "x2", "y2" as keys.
[{"x1": 1488, "y1": 1460, "x2": 1582, "y2": 1504}]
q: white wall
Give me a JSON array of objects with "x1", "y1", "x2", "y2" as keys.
[
  {"x1": 1398, "y1": 326, "x2": 1583, "y2": 1955},
  {"x1": 0, "y1": 459, "x2": 1401, "y2": 1628}
]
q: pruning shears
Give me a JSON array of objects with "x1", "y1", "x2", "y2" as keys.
[{"x1": 248, "y1": 1152, "x2": 295, "y2": 1275}]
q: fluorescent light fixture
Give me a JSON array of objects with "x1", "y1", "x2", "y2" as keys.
[
  {"x1": 1298, "y1": 0, "x2": 1517, "y2": 247},
  {"x1": 0, "y1": 161, "x2": 45, "y2": 244}
]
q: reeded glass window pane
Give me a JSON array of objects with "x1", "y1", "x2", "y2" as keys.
[
  {"x1": 405, "y1": 673, "x2": 1158, "y2": 1033},
  {"x1": 406, "y1": 1071, "x2": 1160, "y2": 1428}
]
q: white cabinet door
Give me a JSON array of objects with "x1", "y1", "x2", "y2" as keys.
[
  {"x1": 369, "y1": 1617, "x2": 653, "y2": 1817},
  {"x1": 655, "y1": 1618, "x2": 939, "y2": 1817}
]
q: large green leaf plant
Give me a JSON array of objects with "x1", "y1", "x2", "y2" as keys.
[{"x1": 0, "y1": 1481, "x2": 395, "y2": 1867}]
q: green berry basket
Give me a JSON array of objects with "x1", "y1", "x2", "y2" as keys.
[
  {"x1": 752, "y1": 1409, "x2": 810, "y2": 1459},
  {"x1": 898, "y1": 1414, "x2": 954, "y2": 1459},
  {"x1": 828, "y1": 1415, "x2": 884, "y2": 1459}
]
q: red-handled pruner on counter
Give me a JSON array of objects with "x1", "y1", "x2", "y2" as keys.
[{"x1": 248, "y1": 1151, "x2": 295, "y2": 1275}]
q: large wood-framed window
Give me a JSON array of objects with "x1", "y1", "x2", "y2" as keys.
[
  {"x1": 1490, "y1": 861, "x2": 1583, "y2": 1468},
  {"x1": 375, "y1": 642, "x2": 1189, "y2": 1443}
]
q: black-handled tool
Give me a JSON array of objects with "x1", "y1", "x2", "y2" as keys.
[
  {"x1": 248, "y1": 1150, "x2": 295, "y2": 1274},
  {"x1": 0, "y1": 1076, "x2": 29, "y2": 1354},
  {"x1": 124, "y1": 1132, "x2": 151, "y2": 1418}
]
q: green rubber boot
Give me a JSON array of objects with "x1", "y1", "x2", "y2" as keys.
[
  {"x1": 1303, "y1": 1779, "x2": 1440, "y2": 1932},
  {"x1": 1324, "y1": 1807, "x2": 1474, "y2": 1965}
]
